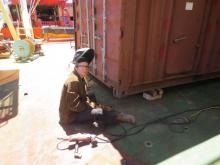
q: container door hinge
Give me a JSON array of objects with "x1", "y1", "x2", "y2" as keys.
[
  {"x1": 94, "y1": 7, "x2": 97, "y2": 15},
  {"x1": 120, "y1": 28, "x2": 124, "y2": 39},
  {"x1": 94, "y1": 35, "x2": 102, "y2": 40},
  {"x1": 119, "y1": 80, "x2": 122, "y2": 85}
]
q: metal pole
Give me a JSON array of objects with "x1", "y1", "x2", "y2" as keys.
[
  {"x1": 92, "y1": 0, "x2": 96, "y2": 73},
  {"x1": 28, "y1": 0, "x2": 36, "y2": 15},
  {"x1": 102, "y1": 0, "x2": 107, "y2": 81},
  {"x1": 15, "y1": 5, "x2": 21, "y2": 23},
  {"x1": 86, "y1": 0, "x2": 90, "y2": 47},
  {"x1": 19, "y1": 0, "x2": 34, "y2": 37},
  {"x1": 79, "y1": 0, "x2": 82, "y2": 47},
  {"x1": 73, "y1": 1, "x2": 77, "y2": 50},
  {"x1": 30, "y1": 0, "x2": 41, "y2": 15}
]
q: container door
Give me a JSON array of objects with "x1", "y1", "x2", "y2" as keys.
[
  {"x1": 205, "y1": 2, "x2": 220, "y2": 73},
  {"x1": 165, "y1": 0, "x2": 207, "y2": 76}
]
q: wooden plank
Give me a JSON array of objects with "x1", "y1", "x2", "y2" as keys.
[{"x1": 0, "y1": 70, "x2": 19, "y2": 85}]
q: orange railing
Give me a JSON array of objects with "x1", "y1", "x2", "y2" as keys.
[{"x1": 34, "y1": 21, "x2": 73, "y2": 27}]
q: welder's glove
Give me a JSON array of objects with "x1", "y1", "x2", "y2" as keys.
[{"x1": 91, "y1": 108, "x2": 103, "y2": 115}]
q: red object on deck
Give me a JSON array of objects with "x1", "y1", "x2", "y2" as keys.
[
  {"x1": 33, "y1": 27, "x2": 43, "y2": 38},
  {"x1": 0, "y1": 28, "x2": 12, "y2": 40}
]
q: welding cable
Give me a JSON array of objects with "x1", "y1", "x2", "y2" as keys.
[
  {"x1": 164, "y1": 116, "x2": 191, "y2": 133},
  {"x1": 95, "y1": 136, "x2": 111, "y2": 143},
  {"x1": 56, "y1": 135, "x2": 110, "y2": 149},
  {"x1": 189, "y1": 106, "x2": 220, "y2": 122},
  {"x1": 56, "y1": 138, "x2": 70, "y2": 150},
  {"x1": 56, "y1": 136, "x2": 93, "y2": 150},
  {"x1": 105, "y1": 105, "x2": 220, "y2": 142},
  {"x1": 159, "y1": 107, "x2": 220, "y2": 133},
  {"x1": 106, "y1": 110, "x2": 191, "y2": 138},
  {"x1": 91, "y1": 123, "x2": 129, "y2": 143},
  {"x1": 56, "y1": 105, "x2": 220, "y2": 145},
  {"x1": 127, "y1": 105, "x2": 220, "y2": 131},
  {"x1": 105, "y1": 123, "x2": 128, "y2": 137},
  {"x1": 166, "y1": 106, "x2": 220, "y2": 125}
]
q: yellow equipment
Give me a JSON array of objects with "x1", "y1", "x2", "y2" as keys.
[
  {"x1": 0, "y1": 0, "x2": 19, "y2": 41},
  {"x1": 0, "y1": 0, "x2": 42, "y2": 61},
  {"x1": 12, "y1": 39, "x2": 35, "y2": 61}
]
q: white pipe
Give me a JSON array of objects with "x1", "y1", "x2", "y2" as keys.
[
  {"x1": 79, "y1": 0, "x2": 82, "y2": 47},
  {"x1": 86, "y1": 0, "x2": 90, "y2": 47},
  {"x1": 19, "y1": 0, "x2": 33, "y2": 38},
  {"x1": 102, "y1": 0, "x2": 107, "y2": 81},
  {"x1": 92, "y1": 0, "x2": 95, "y2": 49},
  {"x1": 28, "y1": 0, "x2": 36, "y2": 14},
  {"x1": 92, "y1": 0, "x2": 96, "y2": 73},
  {"x1": 30, "y1": 0, "x2": 41, "y2": 15}
]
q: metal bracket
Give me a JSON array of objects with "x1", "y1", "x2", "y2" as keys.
[
  {"x1": 94, "y1": 35, "x2": 102, "y2": 40},
  {"x1": 173, "y1": 36, "x2": 187, "y2": 43}
]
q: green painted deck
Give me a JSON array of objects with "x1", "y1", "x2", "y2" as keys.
[{"x1": 90, "y1": 74, "x2": 220, "y2": 165}]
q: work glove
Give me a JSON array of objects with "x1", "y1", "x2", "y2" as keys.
[{"x1": 91, "y1": 108, "x2": 103, "y2": 115}]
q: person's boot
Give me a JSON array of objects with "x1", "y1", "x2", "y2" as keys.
[{"x1": 116, "y1": 112, "x2": 136, "y2": 124}]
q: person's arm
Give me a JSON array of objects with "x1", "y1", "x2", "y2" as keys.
[{"x1": 66, "y1": 81, "x2": 90, "y2": 112}]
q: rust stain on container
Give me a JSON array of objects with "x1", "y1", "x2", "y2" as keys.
[{"x1": 74, "y1": 0, "x2": 220, "y2": 97}]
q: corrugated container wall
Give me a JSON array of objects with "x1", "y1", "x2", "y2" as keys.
[{"x1": 74, "y1": 0, "x2": 220, "y2": 97}]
